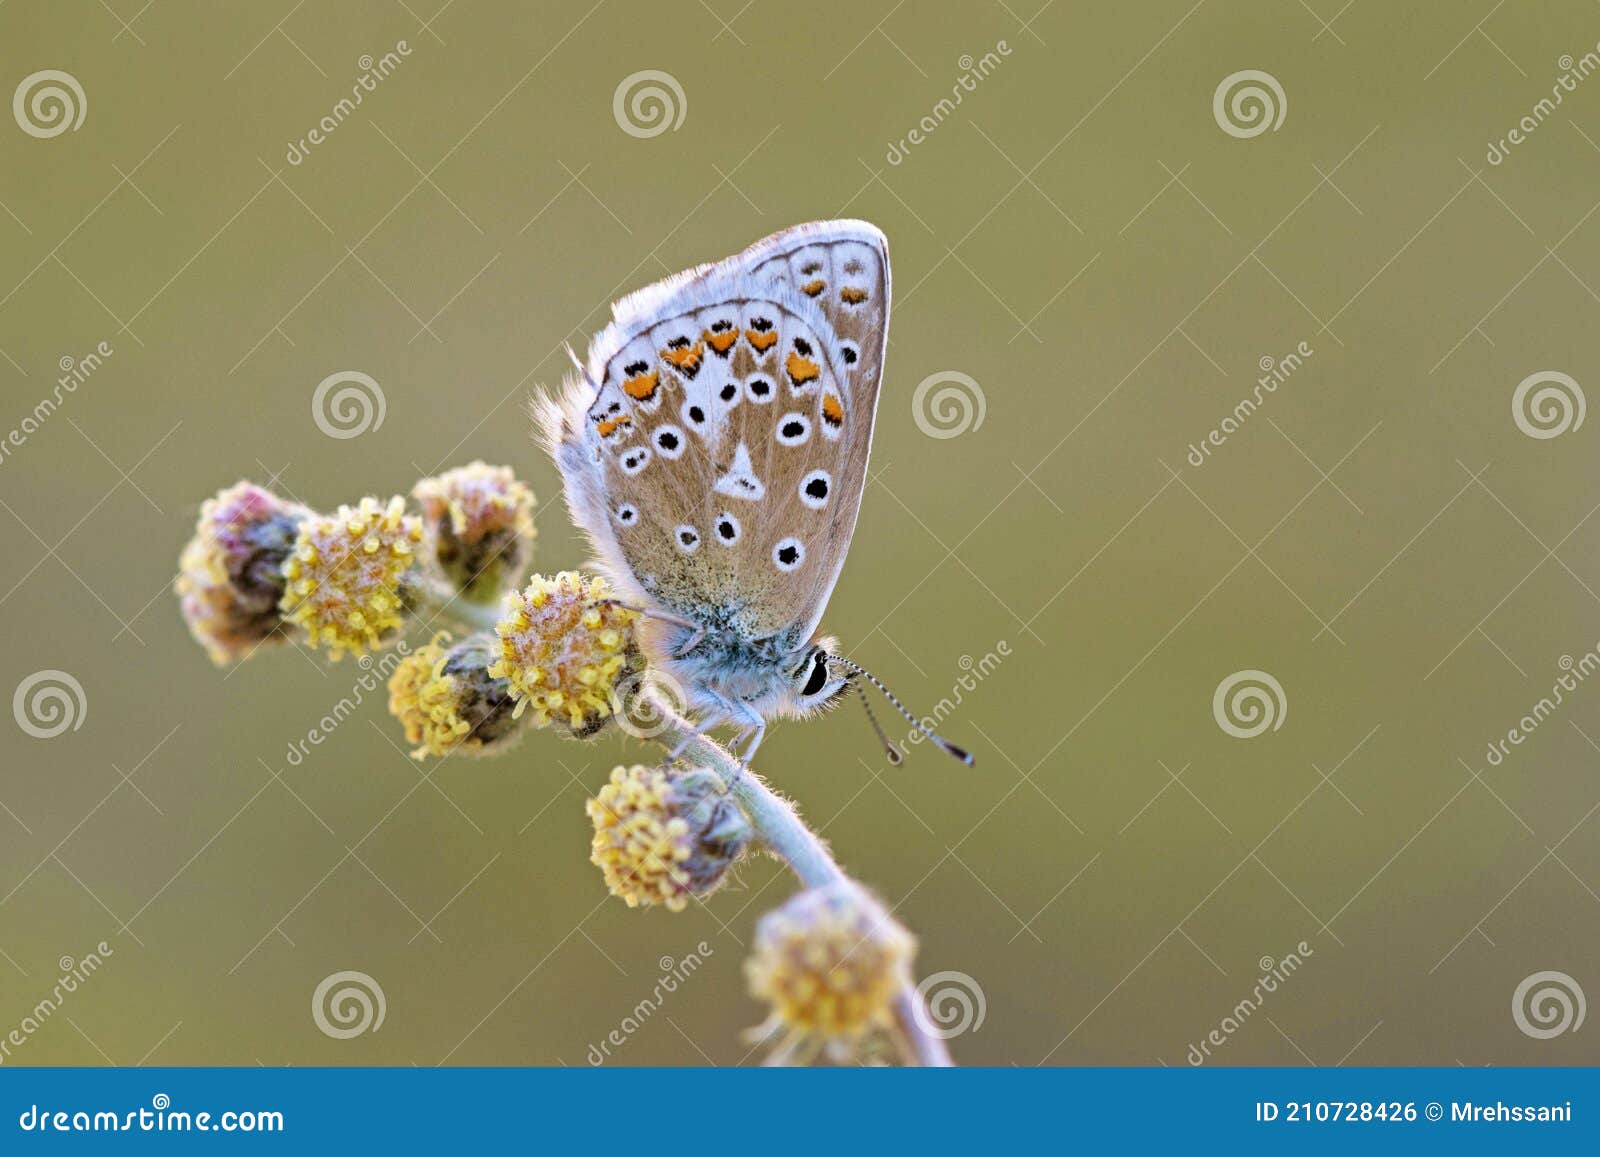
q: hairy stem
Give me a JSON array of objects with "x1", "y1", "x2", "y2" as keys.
[{"x1": 651, "y1": 698, "x2": 953, "y2": 1068}]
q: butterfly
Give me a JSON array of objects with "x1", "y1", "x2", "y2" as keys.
[{"x1": 539, "y1": 220, "x2": 970, "y2": 769}]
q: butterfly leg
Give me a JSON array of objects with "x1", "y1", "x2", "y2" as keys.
[
  {"x1": 740, "y1": 719, "x2": 768, "y2": 767},
  {"x1": 729, "y1": 705, "x2": 767, "y2": 781},
  {"x1": 662, "y1": 707, "x2": 728, "y2": 766},
  {"x1": 596, "y1": 599, "x2": 706, "y2": 658}
]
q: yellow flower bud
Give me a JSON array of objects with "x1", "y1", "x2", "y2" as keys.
[
  {"x1": 488, "y1": 572, "x2": 640, "y2": 737},
  {"x1": 277, "y1": 496, "x2": 423, "y2": 660},
  {"x1": 412, "y1": 461, "x2": 536, "y2": 603},
  {"x1": 587, "y1": 765, "x2": 750, "y2": 911}
]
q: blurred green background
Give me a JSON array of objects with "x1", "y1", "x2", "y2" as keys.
[{"x1": 2, "y1": 1, "x2": 1598, "y2": 1066}]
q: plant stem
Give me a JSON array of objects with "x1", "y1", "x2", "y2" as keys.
[{"x1": 654, "y1": 698, "x2": 954, "y2": 1068}]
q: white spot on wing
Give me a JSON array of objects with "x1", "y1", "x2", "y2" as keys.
[{"x1": 714, "y1": 442, "x2": 766, "y2": 502}]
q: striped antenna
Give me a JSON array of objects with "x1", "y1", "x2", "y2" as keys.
[{"x1": 835, "y1": 656, "x2": 973, "y2": 766}]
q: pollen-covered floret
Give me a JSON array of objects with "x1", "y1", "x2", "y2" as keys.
[
  {"x1": 278, "y1": 496, "x2": 423, "y2": 660},
  {"x1": 745, "y1": 883, "x2": 915, "y2": 1058},
  {"x1": 412, "y1": 461, "x2": 536, "y2": 603},
  {"x1": 488, "y1": 571, "x2": 641, "y2": 736},
  {"x1": 175, "y1": 481, "x2": 311, "y2": 664},
  {"x1": 387, "y1": 632, "x2": 522, "y2": 759},
  {"x1": 587, "y1": 764, "x2": 749, "y2": 911}
]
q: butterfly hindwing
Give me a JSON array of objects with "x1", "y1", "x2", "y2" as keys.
[{"x1": 545, "y1": 221, "x2": 889, "y2": 647}]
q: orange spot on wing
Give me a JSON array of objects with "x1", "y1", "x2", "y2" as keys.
[
  {"x1": 801, "y1": 279, "x2": 825, "y2": 297},
  {"x1": 596, "y1": 415, "x2": 632, "y2": 437},
  {"x1": 661, "y1": 342, "x2": 704, "y2": 373},
  {"x1": 745, "y1": 328, "x2": 779, "y2": 352},
  {"x1": 821, "y1": 394, "x2": 844, "y2": 426},
  {"x1": 839, "y1": 287, "x2": 868, "y2": 304},
  {"x1": 704, "y1": 328, "x2": 739, "y2": 355},
  {"x1": 622, "y1": 369, "x2": 659, "y2": 400},
  {"x1": 786, "y1": 351, "x2": 821, "y2": 387}
]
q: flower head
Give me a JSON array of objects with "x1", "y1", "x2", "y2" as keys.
[
  {"x1": 387, "y1": 632, "x2": 522, "y2": 759},
  {"x1": 412, "y1": 461, "x2": 536, "y2": 603},
  {"x1": 488, "y1": 571, "x2": 640, "y2": 736},
  {"x1": 587, "y1": 764, "x2": 749, "y2": 911},
  {"x1": 175, "y1": 481, "x2": 311, "y2": 664},
  {"x1": 745, "y1": 883, "x2": 915, "y2": 1060},
  {"x1": 278, "y1": 496, "x2": 423, "y2": 660}
]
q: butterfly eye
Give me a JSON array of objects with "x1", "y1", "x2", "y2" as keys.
[
  {"x1": 772, "y1": 537, "x2": 804, "y2": 571},
  {"x1": 674, "y1": 525, "x2": 701, "y2": 553},
  {"x1": 798, "y1": 470, "x2": 831, "y2": 510},
  {"x1": 801, "y1": 653, "x2": 830, "y2": 698},
  {"x1": 714, "y1": 513, "x2": 741, "y2": 545},
  {"x1": 776, "y1": 413, "x2": 811, "y2": 447}
]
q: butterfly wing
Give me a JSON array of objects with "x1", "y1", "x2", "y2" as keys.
[{"x1": 541, "y1": 221, "x2": 890, "y2": 647}]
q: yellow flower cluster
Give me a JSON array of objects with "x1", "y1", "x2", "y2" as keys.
[
  {"x1": 386, "y1": 632, "x2": 520, "y2": 759},
  {"x1": 745, "y1": 884, "x2": 915, "y2": 1044},
  {"x1": 279, "y1": 496, "x2": 423, "y2": 660},
  {"x1": 412, "y1": 461, "x2": 536, "y2": 602},
  {"x1": 587, "y1": 765, "x2": 749, "y2": 911},
  {"x1": 489, "y1": 572, "x2": 640, "y2": 735}
]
